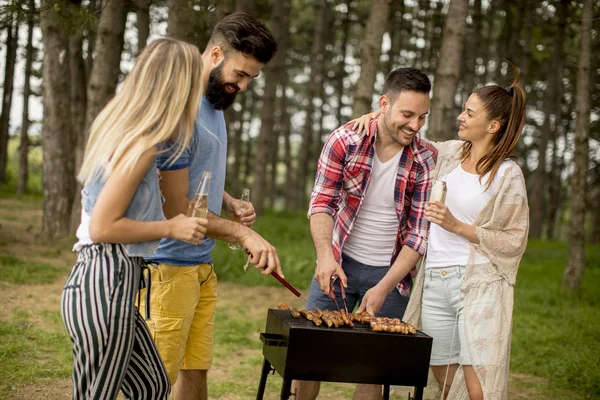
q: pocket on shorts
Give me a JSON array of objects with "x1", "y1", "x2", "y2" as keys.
[
  {"x1": 153, "y1": 266, "x2": 199, "y2": 315},
  {"x1": 149, "y1": 315, "x2": 188, "y2": 377}
]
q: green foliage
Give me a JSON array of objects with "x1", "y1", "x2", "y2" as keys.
[
  {"x1": 1, "y1": 137, "x2": 43, "y2": 197},
  {"x1": 0, "y1": 255, "x2": 65, "y2": 285},
  {"x1": 212, "y1": 209, "x2": 315, "y2": 290}
]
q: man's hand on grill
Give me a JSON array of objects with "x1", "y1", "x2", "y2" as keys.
[
  {"x1": 356, "y1": 284, "x2": 388, "y2": 316},
  {"x1": 314, "y1": 257, "x2": 347, "y2": 298},
  {"x1": 240, "y1": 231, "x2": 283, "y2": 276}
]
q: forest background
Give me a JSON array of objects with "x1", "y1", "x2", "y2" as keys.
[{"x1": 0, "y1": 0, "x2": 599, "y2": 399}]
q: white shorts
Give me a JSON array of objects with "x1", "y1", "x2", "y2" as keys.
[{"x1": 421, "y1": 265, "x2": 471, "y2": 366}]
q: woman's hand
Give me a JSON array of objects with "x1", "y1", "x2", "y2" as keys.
[
  {"x1": 425, "y1": 201, "x2": 460, "y2": 233},
  {"x1": 167, "y1": 214, "x2": 208, "y2": 244},
  {"x1": 350, "y1": 111, "x2": 380, "y2": 132}
]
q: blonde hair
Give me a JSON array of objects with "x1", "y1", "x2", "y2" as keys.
[{"x1": 78, "y1": 38, "x2": 203, "y2": 184}]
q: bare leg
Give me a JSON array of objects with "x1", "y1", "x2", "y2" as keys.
[
  {"x1": 291, "y1": 380, "x2": 320, "y2": 400},
  {"x1": 431, "y1": 365, "x2": 459, "y2": 399},
  {"x1": 173, "y1": 369, "x2": 208, "y2": 400},
  {"x1": 353, "y1": 384, "x2": 383, "y2": 400},
  {"x1": 462, "y1": 366, "x2": 483, "y2": 400}
]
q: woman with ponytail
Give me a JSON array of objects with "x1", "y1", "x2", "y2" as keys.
[{"x1": 353, "y1": 66, "x2": 529, "y2": 399}]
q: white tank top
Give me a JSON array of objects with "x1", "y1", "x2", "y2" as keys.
[
  {"x1": 425, "y1": 161, "x2": 511, "y2": 268},
  {"x1": 343, "y1": 149, "x2": 403, "y2": 266}
]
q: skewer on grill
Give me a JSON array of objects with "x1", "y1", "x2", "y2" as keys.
[{"x1": 276, "y1": 303, "x2": 417, "y2": 334}]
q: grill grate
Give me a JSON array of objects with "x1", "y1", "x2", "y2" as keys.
[{"x1": 273, "y1": 309, "x2": 427, "y2": 337}]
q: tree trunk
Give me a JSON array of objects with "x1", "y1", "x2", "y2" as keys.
[
  {"x1": 563, "y1": 0, "x2": 592, "y2": 291},
  {"x1": 85, "y1": 0, "x2": 127, "y2": 133},
  {"x1": 529, "y1": 0, "x2": 565, "y2": 239},
  {"x1": 167, "y1": 0, "x2": 196, "y2": 44},
  {"x1": 40, "y1": 0, "x2": 76, "y2": 239},
  {"x1": 136, "y1": 0, "x2": 150, "y2": 52},
  {"x1": 295, "y1": 0, "x2": 328, "y2": 209},
  {"x1": 462, "y1": 0, "x2": 481, "y2": 97},
  {"x1": 228, "y1": 102, "x2": 245, "y2": 196},
  {"x1": 69, "y1": 33, "x2": 89, "y2": 232},
  {"x1": 426, "y1": 0, "x2": 468, "y2": 142},
  {"x1": 0, "y1": 17, "x2": 19, "y2": 184},
  {"x1": 335, "y1": 2, "x2": 351, "y2": 126},
  {"x1": 86, "y1": 0, "x2": 98, "y2": 79},
  {"x1": 17, "y1": 0, "x2": 35, "y2": 196},
  {"x1": 484, "y1": 0, "x2": 498, "y2": 82},
  {"x1": 281, "y1": 86, "x2": 294, "y2": 210},
  {"x1": 251, "y1": 0, "x2": 290, "y2": 215},
  {"x1": 241, "y1": 91, "x2": 257, "y2": 188},
  {"x1": 546, "y1": 0, "x2": 569, "y2": 240},
  {"x1": 351, "y1": 0, "x2": 390, "y2": 119}
]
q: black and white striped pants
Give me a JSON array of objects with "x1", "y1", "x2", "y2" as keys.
[{"x1": 61, "y1": 243, "x2": 170, "y2": 400}]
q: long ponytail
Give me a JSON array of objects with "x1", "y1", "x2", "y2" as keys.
[{"x1": 460, "y1": 62, "x2": 526, "y2": 190}]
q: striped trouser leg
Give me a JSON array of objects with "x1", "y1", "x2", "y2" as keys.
[
  {"x1": 120, "y1": 311, "x2": 170, "y2": 399},
  {"x1": 61, "y1": 243, "x2": 170, "y2": 400}
]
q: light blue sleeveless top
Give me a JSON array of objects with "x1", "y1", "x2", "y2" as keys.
[{"x1": 75, "y1": 158, "x2": 165, "y2": 258}]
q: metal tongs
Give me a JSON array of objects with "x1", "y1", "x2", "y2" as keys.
[
  {"x1": 244, "y1": 249, "x2": 303, "y2": 299},
  {"x1": 329, "y1": 277, "x2": 349, "y2": 315}
]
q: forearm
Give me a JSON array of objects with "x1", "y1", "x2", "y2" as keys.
[
  {"x1": 309, "y1": 212, "x2": 336, "y2": 262},
  {"x1": 452, "y1": 221, "x2": 480, "y2": 244},
  {"x1": 90, "y1": 218, "x2": 172, "y2": 243},
  {"x1": 378, "y1": 246, "x2": 421, "y2": 292},
  {"x1": 205, "y1": 211, "x2": 248, "y2": 242},
  {"x1": 222, "y1": 190, "x2": 235, "y2": 214},
  {"x1": 163, "y1": 195, "x2": 190, "y2": 219}
]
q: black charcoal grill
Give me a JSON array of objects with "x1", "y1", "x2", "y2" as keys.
[{"x1": 256, "y1": 309, "x2": 433, "y2": 400}]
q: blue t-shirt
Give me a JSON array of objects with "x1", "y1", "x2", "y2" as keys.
[{"x1": 148, "y1": 96, "x2": 227, "y2": 265}]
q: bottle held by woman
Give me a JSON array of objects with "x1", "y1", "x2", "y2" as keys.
[
  {"x1": 352, "y1": 64, "x2": 529, "y2": 400},
  {"x1": 61, "y1": 38, "x2": 207, "y2": 400}
]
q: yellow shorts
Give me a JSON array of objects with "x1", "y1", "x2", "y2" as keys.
[{"x1": 138, "y1": 263, "x2": 217, "y2": 384}]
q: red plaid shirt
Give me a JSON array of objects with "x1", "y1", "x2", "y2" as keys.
[{"x1": 308, "y1": 117, "x2": 438, "y2": 296}]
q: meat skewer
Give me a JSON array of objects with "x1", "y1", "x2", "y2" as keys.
[{"x1": 275, "y1": 303, "x2": 417, "y2": 334}]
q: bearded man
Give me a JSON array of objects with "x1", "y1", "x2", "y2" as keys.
[{"x1": 139, "y1": 12, "x2": 280, "y2": 400}]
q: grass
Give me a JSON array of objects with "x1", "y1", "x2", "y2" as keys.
[
  {"x1": 213, "y1": 211, "x2": 600, "y2": 399},
  {"x1": 0, "y1": 311, "x2": 72, "y2": 396},
  {"x1": 0, "y1": 255, "x2": 67, "y2": 285},
  {"x1": 511, "y1": 240, "x2": 600, "y2": 398},
  {"x1": 0, "y1": 198, "x2": 599, "y2": 398}
]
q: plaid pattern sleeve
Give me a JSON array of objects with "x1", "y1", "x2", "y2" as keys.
[
  {"x1": 404, "y1": 153, "x2": 436, "y2": 255},
  {"x1": 308, "y1": 127, "x2": 348, "y2": 218}
]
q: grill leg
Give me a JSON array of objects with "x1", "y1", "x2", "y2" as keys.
[
  {"x1": 383, "y1": 384, "x2": 390, "y2": 400},
  {"x1": 256, "y1": 358, "x2": 272, "y2": 400},
  {"x1": 280, "y1": 379, "x2": 292, "y2": 400},
  {"x1": 412, "y1": 386, "x2": 424, "y2": 400}
]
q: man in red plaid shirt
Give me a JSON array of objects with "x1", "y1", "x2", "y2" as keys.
[{"x1": 294, "y1": 68, "x2": 437, "y2": 400}]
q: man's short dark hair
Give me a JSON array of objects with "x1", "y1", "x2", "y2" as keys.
[
  {"x1": 209, "y1": 11, "x2": 278, "y2": 64},
  {"x1": 382, "y1": 67, "x2": 431, "y2": 103}
]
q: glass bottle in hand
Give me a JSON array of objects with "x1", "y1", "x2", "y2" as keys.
[
  {"x1": 188, "y1": 171, "x2": 211, "y2": 218},
  {"x1": 228, "y1": 188, "x2": 250, "y2": 251}
]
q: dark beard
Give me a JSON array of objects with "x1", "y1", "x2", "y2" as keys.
[{"x1": 205, "y1": 63, "x2": 239, "y2": 110}]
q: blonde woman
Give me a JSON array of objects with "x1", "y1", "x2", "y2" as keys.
[
  {"x1": 61, "y1": 38, "x2": 207, "y2": 400},
  {"x1": 353, "y1": 68, "x2": 529, "y2": 399}
]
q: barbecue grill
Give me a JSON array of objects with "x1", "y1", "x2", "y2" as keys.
[{"x1": 256, "y1": 309, "x2": 433, "y2": 400}]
